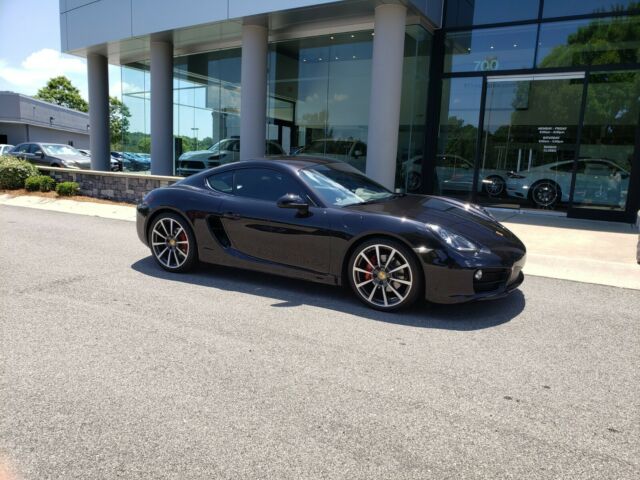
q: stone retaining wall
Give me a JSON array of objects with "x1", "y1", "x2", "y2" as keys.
[{"x1": 39, "y1": 166, "x2": 180, "y2": 203}]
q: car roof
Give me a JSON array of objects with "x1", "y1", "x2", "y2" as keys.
[{"x1": 180, "y1": 156, "x2": 345, "y2": 186}]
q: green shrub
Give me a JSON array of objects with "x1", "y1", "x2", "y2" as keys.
[
  {"x1": 0, "y1": 157, "x2": 39, "y2": 190},
  {"x1": 25, "y1": 175, "x2": 56, "y2": 192},
  {"x1": 56, "y1": 181, "x2": 80, "y2": 197}
]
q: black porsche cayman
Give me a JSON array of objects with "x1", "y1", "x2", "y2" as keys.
[{"x1": 137, "y1": 157, "x2": 526, "y2": 311}]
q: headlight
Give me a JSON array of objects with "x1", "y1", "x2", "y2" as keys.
[{"x1": 425, "y1": 224, "x2": 480, "y2": 252}]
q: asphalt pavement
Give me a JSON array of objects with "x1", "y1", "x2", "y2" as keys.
[{"x1": 1, "y1": 205, "x2": 638, "y2": 479}]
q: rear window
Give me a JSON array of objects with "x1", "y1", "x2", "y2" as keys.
[{"x1": 207, "y1": 171, "x2": 234, "y2": 193}]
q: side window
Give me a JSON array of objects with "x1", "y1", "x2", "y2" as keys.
[
  {"x1": 14, "y1": 144, "x2": 29, "y2": 153},
  {"x1": 234, "y1": 168, "x2": 304, "y2": 202},
  {"x1": 550, "y1": 161, "x2": 575, "y2": 172},
  {"x1": 29, "y1": 144, "x2": 41, "y2": 154},
  {"x1": 207, "y1": 171, "x2": 234, "y2": 193}
]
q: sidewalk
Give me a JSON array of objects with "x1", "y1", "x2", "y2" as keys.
[
  {"x1": 1, "y1": 193, "x2": 638, "y2": 290},
  {"x1": 491, "y1": 209, "x2": 639, "y2": 290}
]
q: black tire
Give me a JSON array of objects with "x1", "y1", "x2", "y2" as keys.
[
  {"x1": 483, "y1": 175, "x2": 505, "y2": 197},
  {"x1": 148, "y1": 213, "x2": 198, "y2": 272},
  {"x1": 530, "y1": 180, "x2": 561, "y2": 209},
  {"x1": 407, "y1": 171, "x2": 422, "y2": 192},
  {"x1": 347, "y1": 238, "x2": 423, "y2": 311}
]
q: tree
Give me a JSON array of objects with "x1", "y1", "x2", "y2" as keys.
[
  {"x1": 109, "y1": 96, "x2": 130, "y2": 151},
  {"x1": 35, "y1": 76, "x2": 88, "y2": 112}
]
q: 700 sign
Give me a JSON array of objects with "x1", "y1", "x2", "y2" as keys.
[{"x1": 474, "y1": 58, "x2": 499, "y2": 71}]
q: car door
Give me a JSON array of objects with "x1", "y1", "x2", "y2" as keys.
[
  {"x1": 219, "y1": 167, "x2": 332, "y2": 274},
  {"x1": 29, "y1": 144, "x2": 47, "y2": 165}
]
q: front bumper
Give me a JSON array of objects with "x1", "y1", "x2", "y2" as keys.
[
  {"x1": 136, "y1": 203, "x2": 150, "y2": 246},
  {"x1": 422, "y1": 254, "x2": 526, "y2": 304}
]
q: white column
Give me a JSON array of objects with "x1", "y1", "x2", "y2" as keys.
[
  {"x1": 365, "y1": 4, "x2": 407, "y2": 190},
  {"x1": 240, "y1": 23, "x2": 268, "y2": 161},
  {"x1": 150, "y1": 39, "x2": 174, "y2": 175},
  {"x1": 87, "y1": 53, "x2": 110, "y2": 171}
]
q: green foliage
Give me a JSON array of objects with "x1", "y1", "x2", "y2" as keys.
[
  {"x1": 109, "y1": 96, "x2": 131, "y2": 150},
  {"x1": 25, "y1": 175, "x2": 56, "y2": 192},
  {"x1": 0, "y1": 157, "x2": 40, "y2": 189},
  {"x1": 35, "y1": 76, "x2": 88, "y2": 112},
  {"x1": 55, "y1": 181, "x2": 80, "y2": 197}
]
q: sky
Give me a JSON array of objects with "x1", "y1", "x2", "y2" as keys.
[{"x1": 0, "y1": 0, "x2": 119, "y2": 100}]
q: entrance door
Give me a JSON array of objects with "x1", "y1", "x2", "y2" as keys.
[{"x1": 477, "y1": 73, "x2": 585, "y2": 210}]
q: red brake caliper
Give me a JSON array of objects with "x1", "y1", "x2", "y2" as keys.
[
  {"x1": 364, "y1": 255, "x2": 376, "y2": 281},
  {"x1": 177, "y1": 231, "x2": 188, "y2": 254}
]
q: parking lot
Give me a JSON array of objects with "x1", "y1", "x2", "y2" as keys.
[{"x1": 1, "y1": 205, "x2": 639, "y2": 479}]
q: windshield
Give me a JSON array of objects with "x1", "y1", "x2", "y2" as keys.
[
  {"x1": 42, "y1": 144, "x2": 81, "y2": 156},
  {"x1": 208, "y1": 139, "x2": 236, "y2": 153},
  {"x1": 300, "y1": 163, "x2": 393, "y2": 207}
]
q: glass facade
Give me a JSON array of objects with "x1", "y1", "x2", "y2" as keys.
[
  {"x1": 108, "y1": 1, "x2": 639, "y2": 222},
  {"x1": 115, "y1": 26, "x2": 431, "y2": 186},
  {"x1": 433, "y1": 1, "x2": 640, "y2": 221}
]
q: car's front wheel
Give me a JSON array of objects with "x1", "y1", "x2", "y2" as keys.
[
  {"x1": 348, "y1": 238, "x2": 422, "y2": 311},
  {"x1": 149, "y1": 213, "x2": 198, "y2": 272}
]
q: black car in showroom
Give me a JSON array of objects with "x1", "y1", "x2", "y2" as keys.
[{"x1": 136, "y1": 157, "x2": 526, "y2": 311}]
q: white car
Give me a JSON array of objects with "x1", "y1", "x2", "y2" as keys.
[
  {"x1": 0, "y1": 144, "x2": 15, "y2": 156},
  {"x1": 506, "y1": 158, "x2": 630, "y2": 208},
  {"x1": 400, "y1": 154, "x2": 507, "y2": 196}
]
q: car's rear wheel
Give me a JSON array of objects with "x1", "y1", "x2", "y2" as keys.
[
  {"x1": 530, "y1": 180, "x2": 561, "y2": 209},
  {"x1": 348, "y1": 238, "x2": 422, "y2": 311},
  {"x1": 149, "y1": 213, "x2": 198, "y2": 272}
]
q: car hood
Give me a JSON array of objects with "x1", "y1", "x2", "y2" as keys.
[
  {"x1": 345, "y1": 194, "x2": 525, "y2": 255},
  {"x1": 179, "y1": 150, "x2": 221, "y2": 161},
  {"x1": 52, "y1": 154, "x2": 91, "y2": 167}
]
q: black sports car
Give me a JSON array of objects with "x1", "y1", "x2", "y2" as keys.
[{"x1": 136, "y1": 157, "x2": 526, "y2": 311}]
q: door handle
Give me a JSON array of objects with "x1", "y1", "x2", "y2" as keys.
[{"x1": 223, "y1": 212, "x2": 240, "y2": 220}]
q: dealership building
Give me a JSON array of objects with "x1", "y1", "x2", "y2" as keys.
[{"x1": 60, "y1": 0, "x2": 640, "y2": 222}]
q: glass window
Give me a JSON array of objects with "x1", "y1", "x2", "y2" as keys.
[
  {"x1": 268, "y1": 31, "x2": 373, "y2": 172},
  {"x1": 13, "y1": 144, "x2": 29, "y2": 153},
  {"x1": 396, "y1": 25, "x2": 432, "y2": 192},
  {"x1": 207, "y1": 171, "x2": 234, "y2": 193},
  {"x1": 537, "y1": 16, "x2": 640, "y2": 68},
  {"x1": 174, "y1": 48, "x2": 242, "y2": 176},
  {"x1": 478, "y1": 76, "x2": 584, "y2": 210},
  {"x1": 120, "y1": 63, "x2": 151, "y2": 171},
  {"x1": 444, "y1": 25, "x2": 537, "y2": 73},
  {"x1": 543, "y1": 1, "x2": 640, "y2": 18},
  {"x1": 434, "y1": 77, "x2": 483, "y2": 199},
  {"x1": 234, "y1": 168, "x2": 305, "y2": 202},
  {"x1": 446, "y1": 0, "x2": 540, "y2": 28},
  {"x1": 572, "y1": 70, "x2": 639, "y2": 211}
]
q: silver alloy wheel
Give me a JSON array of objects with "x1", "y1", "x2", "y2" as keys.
[
  {"x1": 151, "y1": 217, "x2": 190, "y2": 269},
  {"x1": 352, "y1": 244, "x2": 413, "y2": 308},
  {"x1": 485, "y1": 176, "x2": 505, "y2": 196},
  {"x1": 532, "y1": 181, "x2": 559, "y2": 208}
]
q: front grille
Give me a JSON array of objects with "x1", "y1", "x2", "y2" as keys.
[
  {"x1": 178, "y1": 160, "x2": 205, "y2": 170},
  {"x1": 473, "y1": 268, "x2": 510, "y2": 293}
]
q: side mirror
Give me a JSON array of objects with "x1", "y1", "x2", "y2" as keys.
[
  {"x1": 353, "y1": 150, "x2": 363, "y2": 159},
  {"x1": 277, "y1": 193, "x2": 309, "y2": 215},
  {"x1": 34, "y1": 150, "x2": 44, "y2": 158}
]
